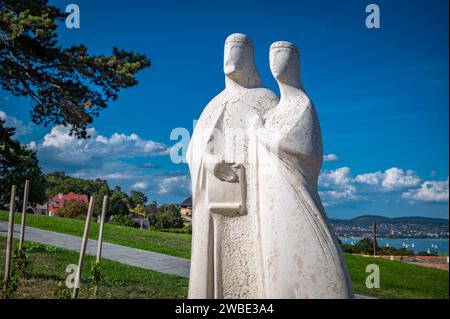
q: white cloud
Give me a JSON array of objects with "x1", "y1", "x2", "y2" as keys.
[
  {"x1": 320, "y1": 185, "x2": 357, "y2": 201},
  {"x1": 157, "y1": 175, "x2": 191, "y2": 196},
  {"x1": 27, "y1": 141, "x2": 37, "y2": 150},
  {"x1": 318, "y1": 166, "x2": 442, "y2": 207},
  {"x1": 132, "y1": 182, "x2": 149, "y2": 190},
  {"x1": 141, "y1": 162, "x2": 160, "y2": 169},
  {"x1": 69, "y1": 158, "x2": 191, "y2": 200},
  {"x1": 33, "y1": 125, "x2": 169, "y2": 170},
  {"x1": 71, "y1": 161, "x2": 136, "y2": 178},
  {"x1": 101, "y1": 173, "x2": 136, "y2": 181},
  {"x1": 402, "y1": 178, "x2": 449, "y2": 202},
  {"x1": 319, "y1": 167, "x2": 358, "y2": 205},
  {"x1": 323, "y1": 153, "x2": 339, "y2": 162},
  {"x1": 354, "y1": 171, "x2": 382, "y2": 186},
  {"x1": 22, "y1": 125, "x2": 195, "y2": 202},
  {"x1": 319, "y1": 167, "x2": 352, "y2": 187},
  {"x1": 0, "y1": 110, "x2": 32, "y2": 137},
  {"x1": 382, "y1": 168, "x2": 421, "y2": 190},
  {"x1": 355, "y1": 167, "x2": 421, "y2": 190}
]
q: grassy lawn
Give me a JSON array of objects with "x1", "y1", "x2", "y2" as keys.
[
  {"x1": 0, "y1": 211, "x2": 191, "y2": 259},
  {"x1": 345, "y1": 253, "x2": 448, "y2": 299},
  {"x1": 0, "y1": 237, "x2": 188, "y2": 299},
  {"x1": 1, "y1": 211, "x2": 448, "y2": 299}
]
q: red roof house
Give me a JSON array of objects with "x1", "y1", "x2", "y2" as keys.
[{"x1": 47, "y1": 192, "x2": 89, "y2": 216}]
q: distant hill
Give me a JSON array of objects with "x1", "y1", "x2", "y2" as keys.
[
  {"x1": 330, "y1": 215, "x2": 448, "y2": 238},
  {"x1": 330, "y1": 215, "x2": 449, "y2": 227}
]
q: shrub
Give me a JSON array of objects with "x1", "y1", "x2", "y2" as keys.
[
  {"x1": 90, "y1": 261, "x2": 104, "y2": 299},
  {"x1": 24, "y1": 242, "x2": 57, "y2": 253},
  {"x1": 109, "y1": 215, "x2": 138, "y2": 228},
  {"x1": 148, "y1": 204, "x2": 184, "y2": 229},
  {"x1": 130, "y1": 203, "x2": 146, "y2": 217},
  {"x1": 340, "y1": 237, "x2": 414, "y2": 256},
  {"x1": 2, "y1": 248, "x2": 30, "y2": 298},
  {"x1": 54, "y1": 281, "x2": 71, "y2": 299},
  {"x1": 109, "y1": 194, "x2": 129, "y2": 216},
  {"x1": 56, "y1": 199, "x2": 88, "y2": 219},
  {"x1": 378, "y1": 247, "x2": 414, "y2": 256}
]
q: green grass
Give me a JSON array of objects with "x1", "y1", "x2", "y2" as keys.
[
  {"x1": 1, "y1": 211, "x2": 448, "y2": 299},
  {"x1": 0, "y1": 237, "x2": 188, "y2": 299},
  {"x1": 345, "y1": 253, "x2": 448, "y2": 299},
  {"x1": 0, "y1": 211, "x2": 191, "y2": 259}
]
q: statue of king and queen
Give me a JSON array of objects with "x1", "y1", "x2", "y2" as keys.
[{"x1": 186, "y1": 33, "x2": 354, "y2": 299}]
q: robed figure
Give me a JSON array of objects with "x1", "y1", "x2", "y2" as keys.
[
  {"x1": 256, "y1": 41, "x2": 354, "y2": 298},
  {"x1": 186, "y1": 33, "x2": 278, "y2": 298}
]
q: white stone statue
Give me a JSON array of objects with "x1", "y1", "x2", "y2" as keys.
[
  {"x1": 186, "y1": 33, "x2": 278, "y2": 298},
  {"x1": 187, "y1": 35, "x2": 353, "y2": 299},
  {"x1": 256, "y1": 41, "x2": 354, "y2": 298}
]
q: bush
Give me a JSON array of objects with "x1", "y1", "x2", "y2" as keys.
[
  {"x1": 109, "y1": 194, "x2": 129, "y2": 216},
  {"x1": 378, "y1": 247, "x2": 414, "y2": 256},
  {"x1": 109, "y1": 215, "x2": 138, "y2": 228},
  {"x1": 340, "y1": 237, "x2": 414, "y2": 256},
  {"x1": 130, "y1": 203, "x2": 146, "y2": 217},
  {"x1": 56, "y1": 199, "x2": 88, "y2": 219},
  {"x1": 54, "y1": 281, "x2": 71, "y2": 299},
  {"x1": 24, "y1": 242, "x2": 57, "y2": 253},
  {"x1": 341, "y1": 237, "x2": 374, "y2": 255},
  {"x1": 148, "y1": 204, "x2": 184, "y2": 229}
]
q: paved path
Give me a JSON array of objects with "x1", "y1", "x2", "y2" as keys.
[{"x1": 0, "y1": 221, "x2": 190, "y2": 278}]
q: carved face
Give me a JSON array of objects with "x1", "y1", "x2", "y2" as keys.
[
  {"x1": 224, "y1": 42, "x2": 253, "y2": 81},
  {"x1": 269, "y1": 46, "x2": 299, "y2": 84}
]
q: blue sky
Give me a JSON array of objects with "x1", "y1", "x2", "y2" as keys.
[{"x1": 1, "y1": 0, "x2": 448, "y2": 218}]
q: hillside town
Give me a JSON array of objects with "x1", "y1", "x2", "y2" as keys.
[{"x1": 331, "y1": 219, "x2": 449, "y2": 239}]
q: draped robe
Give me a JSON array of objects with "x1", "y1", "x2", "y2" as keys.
[
  {"x1": 256, "y1": 89, "x2": 354, "y2": 298},
  {"x1": 187, "y1": 87, "x2": 278, "y2": 298}
]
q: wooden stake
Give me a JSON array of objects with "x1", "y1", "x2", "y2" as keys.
[
  {"x1": 19, "y1": 180, "x2": 30, "y2": 250},
  {"x1": 3, "y1": 185, "x2": 17, "y2": 293},
  {"x1": 72, "y1": 196, "x2": 95, "y2": 299},
  {"x1": 93, "y1": 195, "x2": 108, "y2": 298},
  {"x1": 96, "y1": 195, "x2": 107, "y2": 263}
]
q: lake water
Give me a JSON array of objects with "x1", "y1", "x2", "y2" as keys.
[{"x1": 341, "y1": 238, "x2": 449, "y2": 255}]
